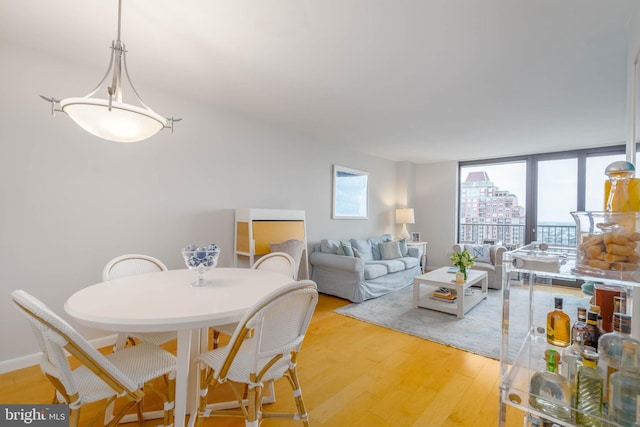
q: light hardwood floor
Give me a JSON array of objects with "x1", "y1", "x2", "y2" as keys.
[{"x1": 0, "y1": 293, "x2": 527, "y2": 426}]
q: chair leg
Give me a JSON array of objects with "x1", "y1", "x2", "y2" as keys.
[
  {"x1": 287, "y1": 366, "x2": 310, "y2": 427},
  {"x1": 213, "y1": 329, "x2": 220, "y2": 349},
  {"x1": 195, "y1": 363, "x2": 209, "y2": 427},
  {"x1": 69, "y1": 408, "x2": 80, "y2": 427},
  {"x1": 164, "y1": 371, "x2": 176, "y2": 427},
  {"x1": 245, "y1": 382, "x2": 262, "y2": 427}
]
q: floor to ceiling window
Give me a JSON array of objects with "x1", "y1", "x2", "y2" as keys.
[
  {"x1": 535, "y1": 157, "x2": 578, "y2": 247},
  {"x1": 458, "y1": 146, "x2": 629, "y2": 249},
  {"x1": 459, "y1": 160, "x2": 527, "y2": 249}
]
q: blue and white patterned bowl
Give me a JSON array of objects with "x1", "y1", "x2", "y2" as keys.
[{"x1": 181, "y1": 244, "x2": 220, "y2": 286}]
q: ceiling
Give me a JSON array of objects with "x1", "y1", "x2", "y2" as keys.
[{"x1": 0, "y1": 0, "x2": 632, "y2": 163}]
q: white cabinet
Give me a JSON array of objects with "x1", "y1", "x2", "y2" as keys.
[
  {"x1": 234, "y1": 208, "x2": 309, "y2": 279},
  {"x1": 499, "y1": 244, "x2": 637, "y2": 427}
]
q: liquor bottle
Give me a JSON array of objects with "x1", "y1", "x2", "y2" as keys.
[
  {"x1": 584, "y1": 311, "x2": 603, "y2": 352},
  {"x1": 575, "y1": 349, "x2": 603, "y2": 427},
  {"x1": 547, "y1": 297, "x2": 571, "y2": 347},
  {"x1": 598, "y1": 314, "x2": 637, "y2": 412},
  {"x1": 572, "y1": 307, "x2": 588, "y2": 345},
  {"x1": 563, "y1": 328, "x2": 585, "y2": 404},
  {"x1": 529, "y1": 349, "x2": 572, "y2": 424},
  {"x1": 608, "y1": 339, "x2": 640, "y2": 426}
]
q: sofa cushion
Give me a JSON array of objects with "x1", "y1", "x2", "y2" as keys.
[
  {"x1": 364, "y1": 263, "x2": 387, "y2": 280},
  {"x1": 320, "y1": 239, "x2": 341, "y2": 254},
  {"x1": 397, "y1": 256, "x2": 420, "y2": 269},
  {"x1": 337, "y1": 241, "x2": 354, "y2": 257},
  {"x1": 379, "y1": 240, "x2": 402, "y2": 260},
  {"x1": 368, "y1": 260, "x2": 405, "y2": 273},
  {"x1": 351, "y1": 238, "x2": 373, "y2": 261},
  {"x1": 369, "y1": 234, "x2": 393, "y2": 260},
  {"x1": 465, "y1": 244, "x2": 491, "y2": 263},
  {"x1": 471, "y1": 262, "x2": 495, "y2": 273}
]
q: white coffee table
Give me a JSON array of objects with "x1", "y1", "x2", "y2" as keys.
[{"x1": 413, "y1": 267, "x2": 488, "y2": 318}]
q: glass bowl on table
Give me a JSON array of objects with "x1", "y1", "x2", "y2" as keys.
[
  {"x1": 571, "y1": 211, "x2": 640, "y2": 282},
  {"x1": 181, "y1": 244, "x2": 220, "y2": 286}
]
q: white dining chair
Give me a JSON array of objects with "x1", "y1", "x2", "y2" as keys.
[
  {"x1": 195, "y1": 280, "x2": 318, "y2": 427},
  {"x1": 102, "y1": 254, "x2": 177, "y2": 351},
  {"x1": 11, "y1": 289, "x2": 177, "y2": 427},
  {"x1": 211, "y1": 252, "x2": 296, "y2": 349}
]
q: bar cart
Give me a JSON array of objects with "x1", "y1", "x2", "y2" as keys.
[{"x1": 499, "y1": 243, "x2": 638, "y2": 427}]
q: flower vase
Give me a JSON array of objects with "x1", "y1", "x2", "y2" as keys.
[
  {"x1": 461, "y1": 267, "x2": 467, "y2": 281},
  {"x1": 455, "y1": 270, "x2": 465, "y2": 284}
]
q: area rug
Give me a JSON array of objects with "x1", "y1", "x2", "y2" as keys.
[{"x1": 334, "y1": 284, "x2": 591, "y2": 360}]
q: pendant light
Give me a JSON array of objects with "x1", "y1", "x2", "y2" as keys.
[{"x1": 41, "y1": 0, "x2": 179, "y2": 143}]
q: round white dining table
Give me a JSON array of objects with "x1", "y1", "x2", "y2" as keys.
[{"x1": 64, "y1": 268, "x2": 294, "y2": 427}]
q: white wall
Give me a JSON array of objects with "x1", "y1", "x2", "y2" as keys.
[
  {"x1": 414, "y1": 161, "x2": 458, "y2": 270},
  {"x1": 0, "y1": 44, "x2": 401, "y2": 369}
]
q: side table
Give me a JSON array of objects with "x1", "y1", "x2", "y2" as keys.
[{"x1": 407, "y1": 241, "x2": 428, "y2": 272}]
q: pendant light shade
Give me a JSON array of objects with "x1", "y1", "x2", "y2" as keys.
[
  {"x1": 42, "y1": 0, "x2": 179, "y2": 143},
  {"x1": 61, "y1": 98, "x2": 167, "y2": 143}
]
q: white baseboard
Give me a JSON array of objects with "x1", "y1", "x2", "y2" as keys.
[{"x1": 0, "y1": 334, "x2": 117, "y2": 374}]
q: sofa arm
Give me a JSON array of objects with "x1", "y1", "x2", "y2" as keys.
[
  {"x1": 407, "y1": 246, "x2": 420, "y2": 259},
  {"x1": 494, "y1": 246, "x2": 507, "y2": 267},
  {"x1": 309, "y1": 252, "x2": 365, "y2": 273}
]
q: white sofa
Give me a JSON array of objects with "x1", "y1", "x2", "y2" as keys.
[
  {"x1": 453, "y1": 243, "x2": 506, "y2": 289},
  {"x1": 309, "y1": 234, "x2": 421, "y2": 303}
]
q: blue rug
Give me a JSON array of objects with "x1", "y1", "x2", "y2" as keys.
[{"x1": 334, "y1": 284, "x2": 591, "y2": 360}]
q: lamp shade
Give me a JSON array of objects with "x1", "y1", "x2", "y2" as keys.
[
  {"x1": 61, "y1": 98, "x2": 167, "y2": 143},
  {"x1": 396, "y1": 208, "x2": 415, "y2": 225}
]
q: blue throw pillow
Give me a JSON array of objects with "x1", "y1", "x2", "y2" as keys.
[
  {"x1": 350, "y1": 238, "x2": 373, "y2": 261},
  {"x1": 398, "y1": 238, "x2": 408, "y2": 257},
  {"x1": 337, "y1": 242, "x2": 355, "y2": 257}
]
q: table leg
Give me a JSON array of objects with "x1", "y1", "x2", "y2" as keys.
[
  {"x1": 175, "y1": 329, "x2": 194, "y2": 427},
  {"x1": 457, "y1": 284, "x2": 464, "y2": 318}
]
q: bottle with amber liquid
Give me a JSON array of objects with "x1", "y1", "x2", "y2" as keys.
[
  {"x1": 547, "y1": 297, "x2": 570, "y2": 347},
  {"x1": 584, "y1": 311, "x2": 603, "y2": 352}
]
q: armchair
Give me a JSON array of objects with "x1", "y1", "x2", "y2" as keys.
[{"x1": 453, "y1": 243, "x2": 506, "y2": 289}]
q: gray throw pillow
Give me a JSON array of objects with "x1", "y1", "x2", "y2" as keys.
[
  {"x1": 320, "y1": 239, "x2": 341, "y2": 254},
  {"x1": 379, "y1": 241, "x2": 402, "y2": 260}
]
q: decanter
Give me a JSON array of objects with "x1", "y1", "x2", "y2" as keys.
[
  {"x1": 529, "y1": 349, "x2": 572, "y2": 424},
  {"x1": 574, "y1": 349, "x2": 603, "y2": 427}
]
